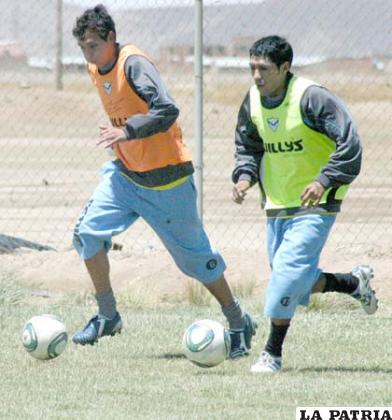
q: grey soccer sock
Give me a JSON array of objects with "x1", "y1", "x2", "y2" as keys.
[
  {"x1": 96, "y1": 289, "x2": 117, "y2": 319},
  {"x1": 222, "y1": 298, "x2": 245, "y2": 330}
]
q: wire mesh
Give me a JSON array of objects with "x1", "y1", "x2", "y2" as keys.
[{"x1": 0, "y1": 0, "x2": 391, "y2": 260}]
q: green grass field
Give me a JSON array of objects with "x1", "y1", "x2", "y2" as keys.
[{"x1": 1, "y1": 279, "x2": 392, "y2": 420}]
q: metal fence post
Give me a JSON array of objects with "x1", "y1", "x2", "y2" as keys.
[
  {"x1": 194, "y1": 0, "x2": 203, "y2": 221},
  {"x1": 55, "y1": 0, "x2": 63, "y2": 90}
]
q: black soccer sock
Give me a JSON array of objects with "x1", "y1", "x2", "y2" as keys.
[
  {"x1": 264, "y1": 322, "x2": 289, "y2": 358},
  {"x1": 322, "y1": 272, "x2": 359, "y2": 295}
]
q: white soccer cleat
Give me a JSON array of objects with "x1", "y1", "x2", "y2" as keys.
[
  {"x1": 351, "y1": 265, "x2": 378, "y2": 315},
  {"x1": 250, "y1": 350, "x2": 282, "y2": 373}
]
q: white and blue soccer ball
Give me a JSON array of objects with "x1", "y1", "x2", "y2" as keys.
[
  {"x1": 182, "y1": 319, "x2": 231, "y2": 368},
  {"x1": 22, "y1": 314, "x2": 68, "y2": 360}
]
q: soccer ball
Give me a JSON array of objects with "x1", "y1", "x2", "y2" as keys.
[
  {"x1": 182, "y1": 319, "x2": 231, "y2": 368},
  {"x1": 22, "y1": 314, "x2": 68, "y2": 360}
]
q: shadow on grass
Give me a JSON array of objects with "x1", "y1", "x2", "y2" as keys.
[
  {"x1": 286, "y1": 366, "x2": 392, "y2": 374},
  {"x1": 154, "y1": 353, "x2": 186, "y2": 360},
  {"x1": 151, "y1": 353, "x2": 240, "y2": 375}
]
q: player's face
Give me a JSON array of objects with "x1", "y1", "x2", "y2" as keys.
[
  {"x1": 250, "y1": 55, "x2": 290, "y2": 98},
  {"x1": 78, "y1": 30, "x2": 116, "y2": 68}
]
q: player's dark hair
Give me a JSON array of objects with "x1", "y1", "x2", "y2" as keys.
[
  {"x1": 249, "y1": 35, "x2": 293, "y2": 68},
  {"x1": 72, "y1": 4, "x2": 116, "y2": 41}
]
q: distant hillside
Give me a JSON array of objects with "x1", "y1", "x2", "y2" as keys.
[{"x1": 0, "y1": 0, "x2": 390, "y2": 66}]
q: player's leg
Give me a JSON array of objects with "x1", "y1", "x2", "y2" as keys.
[
  {"x1": 72, "y1": 161, "x2": 139, "y2": 345},
  {"x1": 84, "y1": 248, "x2": 110, "y2": 295},
  {"x1": 203, "y1": 274, "x2": 257, "y2": 359},
  {"x1": 311, "y1": 266, "x2": 378, "y2": 314},
  {"x1": 138, "y1": 176, "x2": 257, "y2": 358},
  {"x1": 251, "y1": 214, "x2": 335, "y2": 373}
]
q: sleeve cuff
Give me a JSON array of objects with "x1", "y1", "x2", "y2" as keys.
[
  {"x1": 123, "y1": 125, "x2": 136, "y2": 140},
  {"x1": 238, "y1": 173, "x2": 253, "y2": 183},
  {"x1": 316, "y1": 173, "x2": 332, "y2": 189}
]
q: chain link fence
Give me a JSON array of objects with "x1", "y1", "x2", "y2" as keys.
[{"x1": 0, "y1": 0, "x2": 391, "y2": 261}]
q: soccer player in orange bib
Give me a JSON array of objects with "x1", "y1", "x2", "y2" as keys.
[{"x1": 71, "y1": 4, "x2": 257, "y2": 357}]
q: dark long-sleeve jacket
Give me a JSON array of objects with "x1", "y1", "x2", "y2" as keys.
[
  {"x1": 232, "y1": 75, "x2": 362, "y2": 213},
  {"x1": 98, "y1": 44, "x2": 194, "y2": 187}
]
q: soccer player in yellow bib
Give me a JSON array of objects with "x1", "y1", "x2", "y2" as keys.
[
  {"x1": 71, "y1": 4, "x2": 257, "y2": 357},
  {"x1": 232, "y1": 35, "x2": 378, "y2": 373}
]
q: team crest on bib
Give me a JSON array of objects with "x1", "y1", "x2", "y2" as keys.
[
  {"x1": 267, "y1": 117, "x2": 279, "y2": 131},
  {"x1": 103, "y1": 81, "x2": 112, "y2": 95}
]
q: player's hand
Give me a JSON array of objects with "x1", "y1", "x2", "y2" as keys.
[
  {"x1": 232, "y1": 180, "x2": 251, "y2": 204},
  {"x1": 300, "y1": 181, "x2": 325, "y2": 207},
  {"x1": 97, "y1": 123, "x2": 128, "y2": 148}
]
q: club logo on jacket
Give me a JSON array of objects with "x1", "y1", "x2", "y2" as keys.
[
  {"x1": 267, "y1": 117, "x2": 279, "y2": 131},
  {"x1": 103, "y1": 81, "x2": 112, "y2": 95}
]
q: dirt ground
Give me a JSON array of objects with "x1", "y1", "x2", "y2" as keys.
[
  {"x1": 1, "y1": 59, "x2": 391, "y2": 304},
  {"x1": 1, "y1": 240, "x2": 391, "y2": 305}
]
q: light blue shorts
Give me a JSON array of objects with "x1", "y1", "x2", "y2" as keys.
[
  {"x1": 73, "y1": 161, "x2": 226, "y2": 284},
  {"x1": 264, "y1": 214, "x2": 336, "y2": 319}
]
